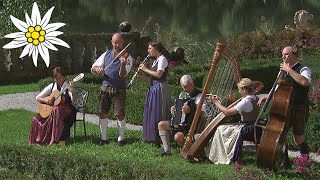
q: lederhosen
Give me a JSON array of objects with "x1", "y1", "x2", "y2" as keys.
[{"x1": 99, "y1": 50, "x2": 126, "y2": 116}]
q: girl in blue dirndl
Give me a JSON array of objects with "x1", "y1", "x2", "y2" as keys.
[{"x1": 138, "y1": 41, "x2": 172, "y2": 143}]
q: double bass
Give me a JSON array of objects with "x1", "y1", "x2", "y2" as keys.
[{"x1": 255, "y1": 42, "x2": 304, "y2": 170}]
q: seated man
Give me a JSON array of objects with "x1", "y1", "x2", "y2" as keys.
[
  {"x1": 157, "y1": 75, "x2": 206, "y2": 156},
  {"x1": 207, "y1": 78, "x2": 262, "y2": 165}
]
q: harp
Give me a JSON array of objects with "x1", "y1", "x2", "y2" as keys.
[{"x1": 180, "y1": 42, "x2": 242, "y2": 160}]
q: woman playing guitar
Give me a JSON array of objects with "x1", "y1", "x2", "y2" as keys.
[{"x1": 29, "y1": 67, "x2": 78, "y2": 146}]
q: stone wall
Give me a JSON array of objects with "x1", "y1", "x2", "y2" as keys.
[{"x1": 0, "y1": 32, "x2": 150, "y2": 83}]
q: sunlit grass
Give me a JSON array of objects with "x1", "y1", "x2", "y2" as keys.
[{"x1": 0, "y1": 83, "x2": 39, "y2": 95}]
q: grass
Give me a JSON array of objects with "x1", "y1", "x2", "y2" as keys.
[
  {"x1": 0, "y1": 83, "x2": 39, "y2": 95},
  {"x1": 0, "y1": 109, "x2": 319, "y2": 179},
  {"x1": 0, "y1": 168, "x2": 32, "y2": 179}
]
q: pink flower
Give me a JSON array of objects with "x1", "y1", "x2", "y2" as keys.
[
  {"x1": 233, "y1": 162, "x2": 244, "y2": 171},
  {"x1": 293, "y1": 154, "x2": 312, "y2": 174},
  {"x1": 297, "y1": 166, "x2": 303, "y2": 173},
  {"x1": 169, "y1": 61, "x2": 176, "y2": 67}
]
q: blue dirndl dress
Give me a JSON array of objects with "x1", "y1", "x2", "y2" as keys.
[{"x1": 143, "y1": 61, "x2": 172, "y2": 141}]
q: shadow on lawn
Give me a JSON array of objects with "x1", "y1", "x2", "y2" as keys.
[{"x1": 68, "y1": 134, "x2": 141, "y2": 146}]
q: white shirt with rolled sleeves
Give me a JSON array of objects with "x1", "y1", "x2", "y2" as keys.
[
  {"x1": 274, "y1": 62, "x2": 312, "y2": 91},
  {"x1": 299, "y1": 67, "x2": 312, "y2": 84},
  {"x1": 91, "y1": 50, "x2": 133, "y2": 75}
]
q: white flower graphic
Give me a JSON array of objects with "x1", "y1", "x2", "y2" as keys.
[{"x1": 2, "y1": 2, "x2": 70, "y2": 67}]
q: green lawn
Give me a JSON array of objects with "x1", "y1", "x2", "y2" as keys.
[
  {"x1": 0, "y1": 109, "x2": 319, "y2": 179},
  {"x1": 0, "y1": 83, "x2": 39, "y2": 95}
]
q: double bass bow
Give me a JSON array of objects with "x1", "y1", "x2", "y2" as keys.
[{"x1": 255, "y1": 40, "x2": 306, "y2": 170}]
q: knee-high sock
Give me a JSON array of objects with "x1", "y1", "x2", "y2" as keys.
[
  {"x1": 99, "y1": 118, "x2": 108, "y2": 140},
  {"x1": 117, "y1": 120, "x2": 126, "y2": 141},
  {"x1": 282, "y1": 145, "x2": 289, "y2": 163},
  {"x1": 298, "y1": 141, "x2": 310, "y2": 155},
  {"x1": 159, "y1": 130, "x2": 170, "y2": 153}
]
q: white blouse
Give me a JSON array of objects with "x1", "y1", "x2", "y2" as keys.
[
  {"x1": 234, "y1": 95, "x2": 257, "y2": 113},
  {"x1": 152, "y1": 55, "x2": 168, "y2": 71},
  {"x1": 36, "y1": 81, "x2": 73, "y2": 101}
]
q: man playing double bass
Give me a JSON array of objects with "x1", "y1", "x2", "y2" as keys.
[{"x1": 259, "y1": 45, "x2": 312, "y2": 168}]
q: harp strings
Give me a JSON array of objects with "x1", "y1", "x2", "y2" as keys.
[{"x1": 205, "y1": 60, "x2": 237, "y2": 124}]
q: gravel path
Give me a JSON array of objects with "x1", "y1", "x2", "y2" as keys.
[{"x1": 0, "y1": 91, "x2": 318, "y2": 163}]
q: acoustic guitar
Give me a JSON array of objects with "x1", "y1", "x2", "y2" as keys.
[{"x1": 38, "y1": 73, "x2": 84, "y2": 118}]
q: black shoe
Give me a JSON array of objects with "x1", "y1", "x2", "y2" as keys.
[
  {"x1": 158, "y1": 151, "x2": 172, "y2": 157},
  {"x1": 118, "y1": 140, "x2": 126, "y2": 147},
  {"x1": 97, "y1": 140, "x2": 108, "y2": 146},
  {"x1": 153, "y1": 141, "x2": 161, "y2": 148},
  {"x1": 280, "y1": 158, "x2": 292, "y2": 170}
]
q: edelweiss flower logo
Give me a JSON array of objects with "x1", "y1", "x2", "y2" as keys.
[{"x1": 2, "y1": 2, "x2": 70, "y2": 67}]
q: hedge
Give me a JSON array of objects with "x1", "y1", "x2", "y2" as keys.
[{"x1": 0, "y1": 145, "x2": 221, "y2": 180}]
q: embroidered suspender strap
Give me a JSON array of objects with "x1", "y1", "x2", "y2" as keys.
[{"x1": 50, "y1": 82, "x2": 55, "y2": 93}]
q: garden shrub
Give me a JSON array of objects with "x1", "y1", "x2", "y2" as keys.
[
  {"x1": 0, "y1": 144, "x2": 220, "y2": 179},
  {"x1": 227, "y1": 28, "x2": 320, "y2": 61}
]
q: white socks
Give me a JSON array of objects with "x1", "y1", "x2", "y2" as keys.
[
  {"x1": 99, "y1": 118, "x2": 108, "y2": 140},
  {"x1": 159, "y1": 130, "x2": 171, "y2": 153},
  {"x1": 117, "y1": 120, "x2": 126, "y2": 142},
  {"x1": 100, "y1": 118, "x2": 126, "y2": 142}
]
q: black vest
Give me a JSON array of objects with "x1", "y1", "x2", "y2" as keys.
[
  {"x1": 189, "y1": 88, "x2": 202, "y2": 100},
  {"x1": 241, "y1": 96, "x2": 259, "y2": 122},
  {"x1": 284, "y1": 62, "x2": 309, "y2": 105},
  {"x1": 103, "y1": 50, "x2": 126, "y2": 88},
  {"x1": 51, "y1": 82, "x2": 72, "y2": 103}
]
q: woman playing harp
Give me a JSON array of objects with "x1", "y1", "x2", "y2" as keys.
[
  {"x1": 180, "y1": 42, "x2": 242, "y2": 160},
  {"x1": 207, "y1": 78, "x2": 261, "y2": 165}
]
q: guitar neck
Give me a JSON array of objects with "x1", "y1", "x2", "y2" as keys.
[{"x1": 53, "y1": 73, "x2": 83, "y2": 99}]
